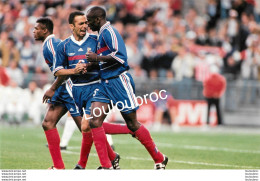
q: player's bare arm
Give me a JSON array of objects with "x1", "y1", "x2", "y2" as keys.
[
  {"x1": 42, "y1": 75, "x2": 67, "y2": 103},
  {"x1": 54, "y1": 62, "x2": 85, "y2": 76},
  {"x1": 86, "y1": 51, "x2": 116, "y2": 63}
]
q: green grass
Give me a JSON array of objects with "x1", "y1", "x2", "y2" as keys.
[{"x1": 1, "y1": 125, "x2": 260, "y2": 169}]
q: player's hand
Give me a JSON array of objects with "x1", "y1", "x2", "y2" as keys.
[
  {"x1": 43, "y1": 88, "x2": 55, "y2": 103},
  {"x1": 74, "y1": 62, "x2": 86, "y2": 74},
  {"x1": 81, "y1": 62, "x2": 92, "y2": 74},
  {"x1": 86, "y1": 51, "x2": 98, "y2": 62}
]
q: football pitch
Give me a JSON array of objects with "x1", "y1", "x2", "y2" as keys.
[{"x1": 0, "y1": 125, "x2": 260, "y2": 170}]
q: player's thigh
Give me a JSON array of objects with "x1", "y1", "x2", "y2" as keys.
[
  {"x1": 72, "y1": 115, "x2": 82, "y2": 131},
  {"x1": 81, "y1": 114, "x2": 91, "y2": 132},
  {"x1": 89, "y1": 101, "x2": 110, "y2": 128},
  {"x1": 43, "y1": 103, "x2": 68, "y2": 125},
  {"x1": 121, "y1": 111, "x2": 140, "y2": 131}
]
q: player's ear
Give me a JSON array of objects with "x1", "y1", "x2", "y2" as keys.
[
  {"x1": 96, "y1": 17, "x2": 101, "y2": 24},
  {"x1": 69, "y1": 23, "x2": 74, "y2": 31},
  {"x1": 43, "y1": 28, "x2": 48, "y2": 34}
]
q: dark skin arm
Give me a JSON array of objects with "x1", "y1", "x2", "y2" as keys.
[
  {"x1": 42, "y1": 75, "x2": 67, "y2": 103},
  {"x1": 43, "y1": 62, "x2": 86, "y2": 103},
  {"x1": 86, "y1": 51, "x2": 117, "y2": 63},
  {"x1": 86, "y1": 62, "x2": 100, "y2": 71}
]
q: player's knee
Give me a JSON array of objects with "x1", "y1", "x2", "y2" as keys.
[
  {"x1": 126, "y1": 121, "x2": 140, "y2": 132},
  {"x1": 42, "y1": 118, "x2": 55, "y2": 131},
  {"x1": 89, "y1": 117, "x2": 102, "y2": 128},
  {"x1": 81, "y1": 122, "x2": 91, "y2": 132}
]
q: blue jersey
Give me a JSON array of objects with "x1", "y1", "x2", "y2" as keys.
[
  {"x1": 97, "y1": 22, "x2": 129, "y2": 79},
  {"x1": 42, "y1": 34, "x2": 61, "y2": 73},
  {"x1": 42, "y1": 34, "x2": 81, "y2": 117},
  {"x1": 54, "y1": 34, "x2": 99, "y2": 84}
]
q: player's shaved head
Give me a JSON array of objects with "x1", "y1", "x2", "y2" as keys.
[{"x1": 87, "y1": 6, "x2": 106, "y2": 19}]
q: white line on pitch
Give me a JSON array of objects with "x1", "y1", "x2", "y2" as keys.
[
  {"x1": 62, "y1": 150, "x2": 259, "y2": 169},
  {"x1": 157, "y1": 143, "x2": 260, "y2": 154},
  {"x1": 66, "y1": 142, "x2": 260, "y2": 154},
  {"x1": 106, "y1": 140, "x2": 260, "y2": 154}
]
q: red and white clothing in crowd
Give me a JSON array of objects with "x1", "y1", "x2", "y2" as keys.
[{"x1": 203, "y1": 73, "x2": 226, "y2": 98}]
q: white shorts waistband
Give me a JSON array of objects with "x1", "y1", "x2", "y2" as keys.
[{"x1": 73, "y1": 80, "x2": 101, "y2": 86}]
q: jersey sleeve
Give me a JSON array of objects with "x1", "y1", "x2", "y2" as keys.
[
  {"x1": 43, "y1": 47, "x2": 53, "y2": 64},
  {"x1": 53, "y1": 42, "x2": 67, "y2": 75},
  {"x1": 43, "y1": 39, "x2": 56, "y2": 71},
  {"x1": 102, "y1": 29, "x2": 126, "y2": 64}
]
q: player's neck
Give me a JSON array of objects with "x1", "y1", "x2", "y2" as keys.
[
  {"x1": 43, "y1": 33, "x2": 52, "y2": 42},
  {"x1": 98, "y1": 20, "x2": 107, "y2": 32},
  {"x1": 73, "y1": 34, "x2": 84, "y2": 41}
]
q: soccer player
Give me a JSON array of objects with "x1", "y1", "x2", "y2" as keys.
[
  {"x1": 33, "y1": 17, "x2": 83, "y2": 169},
  {"x1": 85, "y1": 6, "x2": 168, "y2": 169},
  {"x1": 53, "y1": 11, "x2": 131, "y2": 169}
]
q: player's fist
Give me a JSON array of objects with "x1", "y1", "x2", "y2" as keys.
[{"x1": 86, "y1": 51, "x2": 98, "y2": 62}]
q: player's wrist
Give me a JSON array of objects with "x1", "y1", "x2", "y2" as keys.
[{"x1": 50, "y1": 87, "x2": 56, "y2": 91}]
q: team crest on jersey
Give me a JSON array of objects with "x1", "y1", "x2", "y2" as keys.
[
  {"x1": 78, "y1": 48, "x2": 83, "y2": 51},
  {"x1": 68, "y1": 53, "x2": 75, "y2": 56}
]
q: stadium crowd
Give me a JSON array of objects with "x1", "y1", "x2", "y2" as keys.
[{"x1": 1, "y1": 0, "x2": 260, "y2": 124}]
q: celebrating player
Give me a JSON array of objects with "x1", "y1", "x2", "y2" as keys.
[
  {"x1": 53, "y1": 11, "x2": 132, "y2": 169},
  {"x1": 85, "y1": 6, "x2": 168, "y2": 169},
  {"x1": 33, "y1": 17, "x2": 82, "y2": 169}
]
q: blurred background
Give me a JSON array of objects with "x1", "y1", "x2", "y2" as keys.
[{"x1": 0, "y1": 0, "x2": 260, "y2": 130}]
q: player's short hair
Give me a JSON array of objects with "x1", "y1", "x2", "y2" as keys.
[
  {"x1": 69, "y1": 11, "x2": 85, "y2": 24},
  {"x1": 36, "y1": 17, "x2": 53, "y2": 34},
  {"x1": 87, "y1": 6, "x2": 106, "y2": 19}
]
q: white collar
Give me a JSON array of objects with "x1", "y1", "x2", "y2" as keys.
[
  {"x1": 70, "y1": 33, "x2": 89, "y2": 46},
  {"x1": 99, "y1": 21, "x2": 110, "y2": 36},
  {"x1": 42, "y1": 34, "x2": 55, "y2": 47}
]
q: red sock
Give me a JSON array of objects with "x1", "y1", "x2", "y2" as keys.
[
  {"x1": 103, "y1": 122, "x2": 133, "y2": 135},
  {"x1": 105, "y1": 138, "x2": 116, "y2": 161},
  {"x1": 77, "y1": 132, "x2": 93, "y2": 168},
  {"x1": 134, "y1": 125, "x2": 164, "y2": 163},
  {"x1": 44, "y1": 128, "x2": 65, "y2": 169},
  {"x1": 92, "y1": 127, "x2": 112, "y2": 168}
]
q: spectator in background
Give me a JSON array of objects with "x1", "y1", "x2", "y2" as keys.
[
  {"x1": 223, "y1": 51, "x2": 241, "y2": 79},
  {"x1": 0, "y1": 37, "x2": 20, "y2": 67},
  {"x1": 23, "y1": 81, "x2": 43, "y2": 125},
  {"x1": 206, "y1": 28, "x2": 222, "y2": 47},
  {"x1": 194, "y1": 52, "x2": 211, "y2": 83},
  {"x1": 141, "y1": 40, "x2": 157, "y2": 79},
  {"x1": 206, "y1": 0, "x2": 220, "y2": 30},
  {"x1": 255, "y1": 0, "x2": 260, "y2": 23},
  {"x1": 5, "y1": 80, "x2": 26, "y2": 124},
  {"x1": 222, "y1": 51, "x2": 242, "y2": 111},
  {"x1": 203, "y1": 70, "x2": 226, "y2": 125},
  {"x1": 226, "y1": 9, "x2": 239, "y2": 49},
  {"x1": 232, "y1": 0, "x2": 247, "y2": 19},
  {"x1": 170, "y1": 0, "x2": 182, "y2": 15},
  {"x1": 237, "y1": 12, "x2": 250, "y2": 51},
  {"x1": 240, "y1": 34, "x2": 260, "y2": 104},
  {"x1": 152, "y1": 89, "x2": 175, "y2": 131},
  {"x1": 34, "y1": 66, "x2": 48, "y2": 88},
  {"x1": 220, "y1": 0, "x2": 232, "y2": 19},
  {"x1": 19, "y1": 38, "x2": 35, "y2": 71},
  {"x1": 171, "y1": 47, "x2": 194, "y2": 99},
  {"x1": 6, "y1": 60, "x2": 24, "y2": 87},
  {"x1": 154, "y1": 43, "x2": 175, "y2": 80},
  {"x1": 195, "y1": 25, "x2": 208, "y2": 46},
  {"x1": 0, "y1": 66, "x2": 10, "y2": 86}
]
